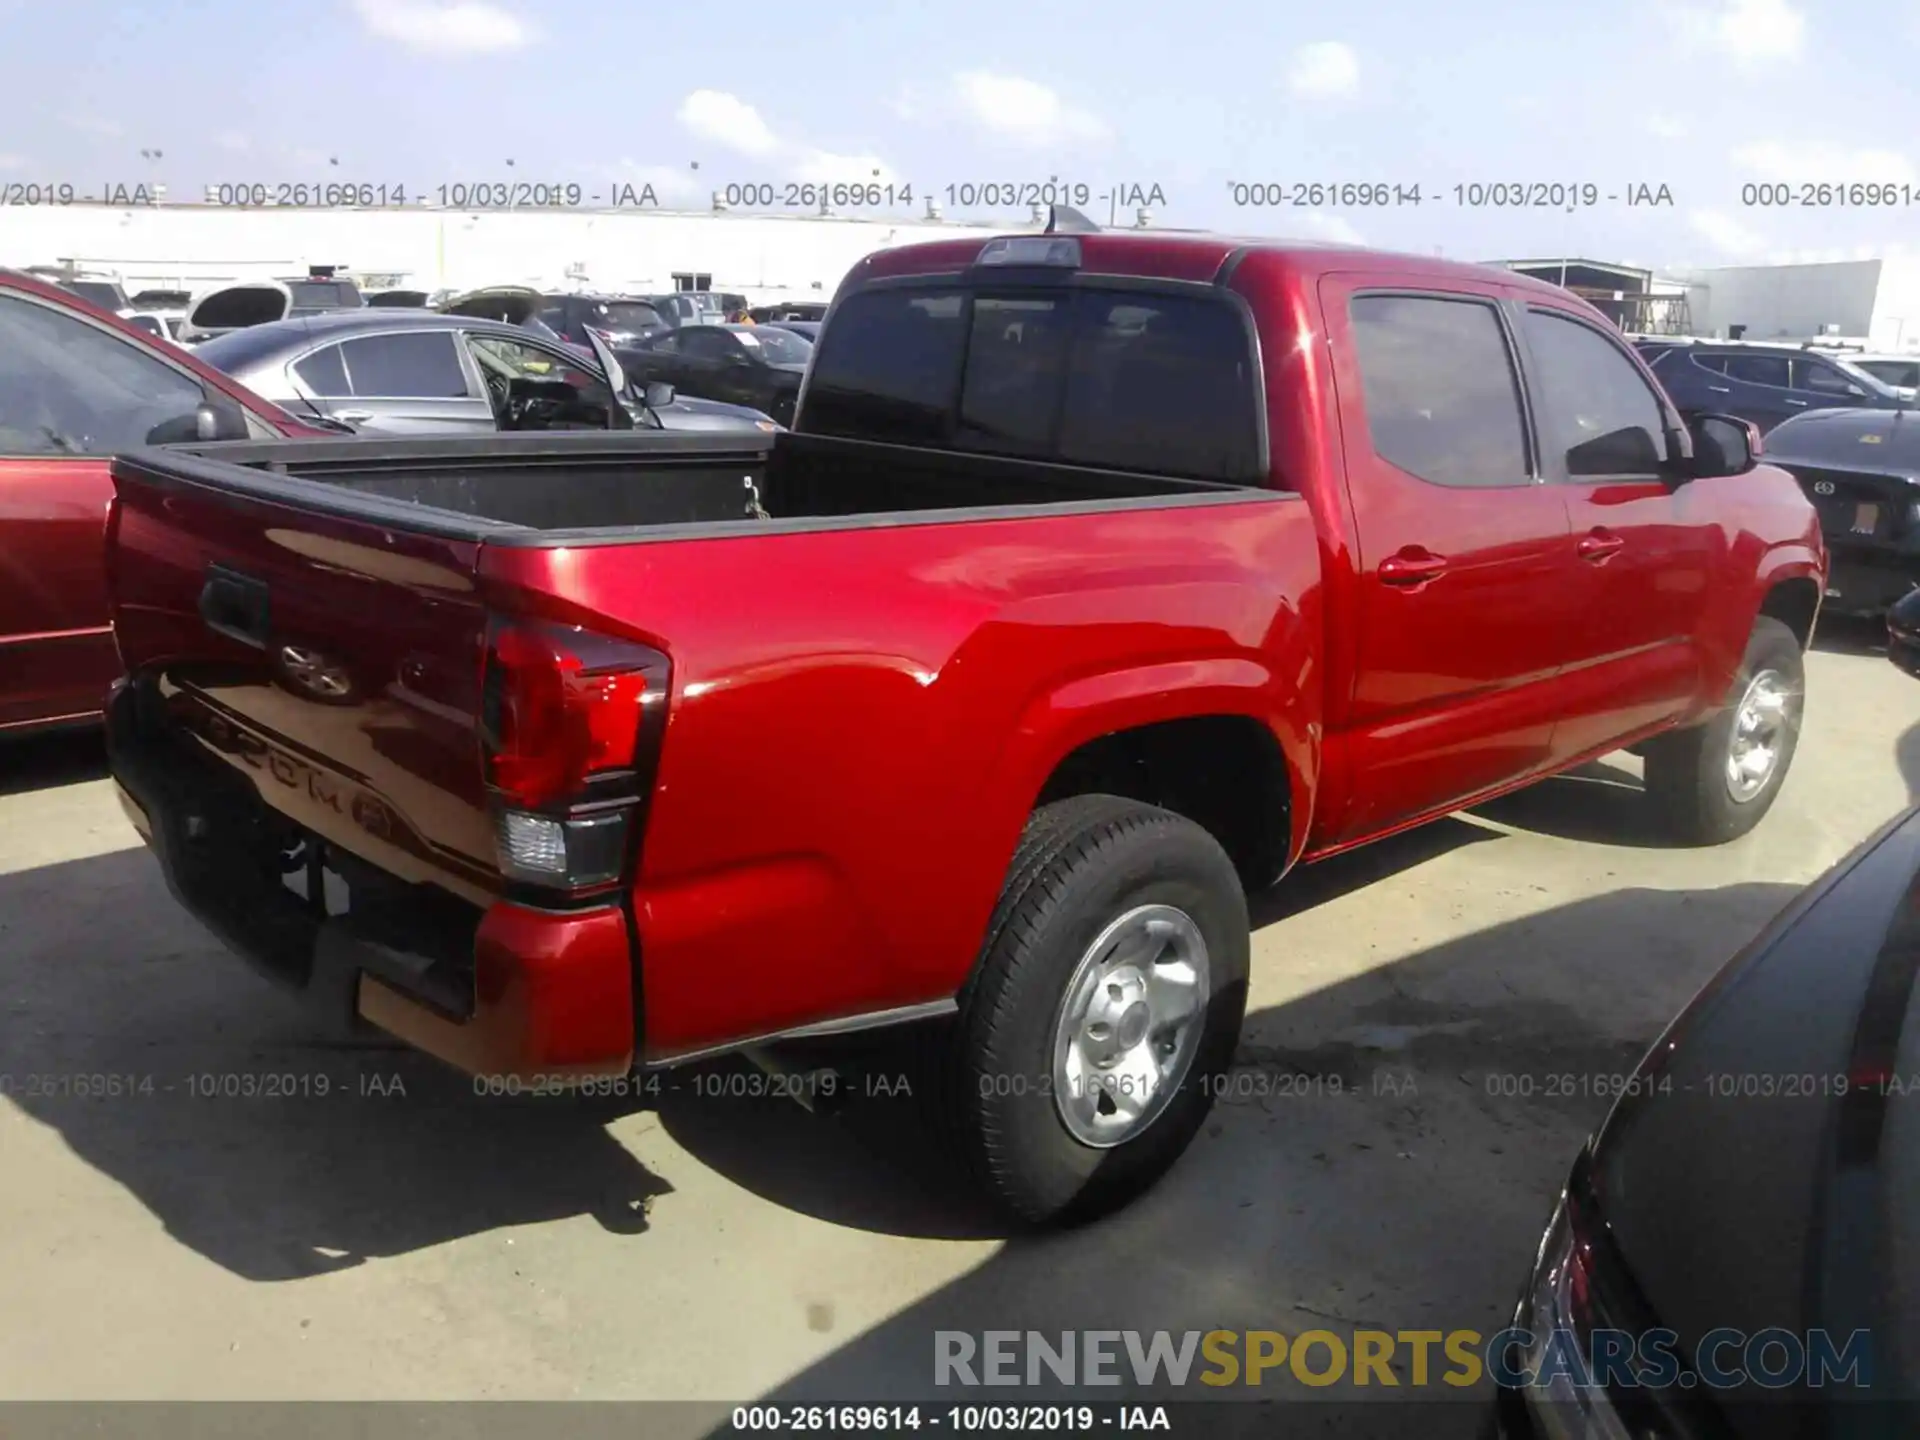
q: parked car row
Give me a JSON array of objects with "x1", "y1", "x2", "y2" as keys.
[
  {"x1": 193, "y1": 310, "x2": 782, "y2": 437},
  {"x1": 0, "y1": 263, "x2": 785, "y2": 735},
  {"x1": 1630, "y1": 336, "x2": 1920, "y2": 616}
]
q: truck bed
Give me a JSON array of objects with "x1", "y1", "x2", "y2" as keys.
[
  {"x1": 125, "y1": 431, "x2": 1254, "y2": 541},
  {"x1": 104, "y1": 425, "x2": 1314, "y2": 1075}
]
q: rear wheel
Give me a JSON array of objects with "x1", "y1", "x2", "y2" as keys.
[
  {"x1": 1643, "y1": 617, "x2": 1804, "y2": 845},
  {"x1": 948, "y1": 795, "x2": 1250, "y2": 1225}
]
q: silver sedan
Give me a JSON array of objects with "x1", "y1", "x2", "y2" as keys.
[{"x1": 189, "y1": 310, "x2": 780, "y2": 436}]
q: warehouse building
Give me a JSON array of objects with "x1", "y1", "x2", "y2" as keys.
[
  {"x1": 0, "y1": 200, "x2": 1015, "y2": 305},
  {"x1": 1673, "y1": 258, "x2": 1920, "y2": 351},
  {"x1": 1491, "y1": 258, "x2": 1695, "y2": 333},
  {"x1": 1491, "y1": 252, "x2": 1920, "y2": 353}
]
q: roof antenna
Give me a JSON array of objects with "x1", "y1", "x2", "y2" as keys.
[{"x1": 1044, "y1": 204, "x2": 1100, "y2": 235}]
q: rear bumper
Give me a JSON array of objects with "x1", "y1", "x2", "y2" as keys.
[
  {"x1": 106, "y1": 679, "x2": 636, "y2": 1078},
  {"x1": 1823, "y1": 545, "x2": 1919, "y2": 616}
]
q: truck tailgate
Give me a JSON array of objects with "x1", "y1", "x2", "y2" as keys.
[
  {"x1": 109, "y1": 453, "x2": 499, "y2": 902},
  {"x1": 104, "y1": 448, "x2": 646, "y2": 1078}
]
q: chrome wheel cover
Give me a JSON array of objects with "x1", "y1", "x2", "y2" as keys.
[
  {"x1": 1726, "y1": 667, "x2": 1793, "y2": 803},
  {"x1": 1050, "y1": 904, "x2": 1210, "y2": 1148}
]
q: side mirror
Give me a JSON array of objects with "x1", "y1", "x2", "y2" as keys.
[
  {"x1": 643, "y1": 380, "x2": 675, "y2": 408},
  {"x1": 1680, "y1": 413, "x2": 1760, "y2": 480},
  {"x1": 148, "y1": 401, "x2": 250, "y2": 445}
]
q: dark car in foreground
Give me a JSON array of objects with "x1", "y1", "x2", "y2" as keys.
[
  {"x1": 1492, "y1": 799, "x2": 1919, "y2": 1438},
  {"x1": 618, "y1": 321, "x2": 811, "y2": 424},
  {"x1": 1762, "y1": 407, "x2": 1920, "y2": 615},
  {"x1": 1649, "y1": 339, "x2": 1913, "y2": 434},
  {"x1": 193, "y1": 310, "x2": 779, "y2": 436}
]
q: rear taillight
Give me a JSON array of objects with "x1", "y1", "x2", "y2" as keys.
[{"x1": 480, "y1": 618, "x2": 669, "y2": 897}]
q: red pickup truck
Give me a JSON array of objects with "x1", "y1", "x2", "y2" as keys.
[{"x1": 104, "y1": 229, "x2": 1824, "y2": 1224}]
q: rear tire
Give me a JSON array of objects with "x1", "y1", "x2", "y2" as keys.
[
  {"x1": 1643, "y1": 617, "x2": 1804, "y2": 845},
  {"x1": 948, "y1": 795, "x2": 1250, "y2": 1226}
]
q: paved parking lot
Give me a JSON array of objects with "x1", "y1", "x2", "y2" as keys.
[{"x1": 1, "y1": 619, "x2": 1914, "y2": 1431}]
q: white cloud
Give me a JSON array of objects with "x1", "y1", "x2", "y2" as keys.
[
  {"x1": 64, "y1": 114, "x2": 123, "y2": 138},
  {"x1": 1673, "y1": 0, "x2": 1803, "y2": 65},
  {"x1": 953, "y1": 72, "x2": 1108, "y2": 148},
  {"x1": 213, "y1": 130, "x2": 251, "y2": 154},
  {"x1": 1295, "y1": 210, "x2": 1366, "y2": 245},
  {"x1": 885, "y1": 85, "x2": 926, "y2": 122},
  {"x1": 1689, "y1": 209, "x2": 1769, "y2": 259},
  {"x1": 1287, "y1": 41, "x2": 1360, "y2": 98},
  {"x1": 1644, "y1": 113, "x2": 1689, "y2": 139},
  {"x1": 349, "y1": 0, "x2": 532, "y2": 54},
  {"x1": 677, "y1": 90, "x2": 781, "y2": 158},
  {"x1": 791, "y1": 150, "x2": 898, "y2": 185},
  {"x1": 1730, "y1": 140, "x2": 1916, "y2": 184},
  {"x1": 669, "y1": 90, "x2": 898, "y2": 190}
]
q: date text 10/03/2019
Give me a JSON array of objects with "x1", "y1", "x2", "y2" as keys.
[
  {"x1": 1225, "y1": 181, "x2": 1676, "y2": 211},
  {"x1": 0, "y1": 178, "x2": 1173, "y2": 213}
]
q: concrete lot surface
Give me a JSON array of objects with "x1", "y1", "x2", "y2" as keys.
[{"x1": 1, "y1": 618, "x2": 1914, "y2": 1435}]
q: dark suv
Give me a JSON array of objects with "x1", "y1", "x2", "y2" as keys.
[
  {"x1": 535, "y1": 293, "x2": 673, "y2": 347},
  {"x1": 1643, "y1": 339, "x2": 1912, "y2": 433}
]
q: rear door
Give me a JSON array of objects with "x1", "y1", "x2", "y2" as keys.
[
  {"x1": 627, "y1": 332, "x2": 693, "y2": 390},
  {"x1": 1514, "y1": 302, "x2": 1717, "y2": 757},
  {"x1": 1316, "y1": 275, "x2": 1579, "y2": 843},
  {"x1": 0, "y1": 290, "x2": 235, "y2": 727},
  {"x1": 675, "y1": 328, "x2": 747, "y2": 403},
  {"x1": 328, "y1": 331, "x2": 493, "y2": 434},
  {"x1": 1713, "y1": 351, "x2": 1797, "y2": 432}
]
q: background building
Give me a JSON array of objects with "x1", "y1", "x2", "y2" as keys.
[
  {"x1": 1671, "y1": 258, "x2": 1920, "y2": 350},
  {"x1": 0, "y1": 201, "x2": 1013, "y2": 303},
  {"x1": 1491, "y1": 258, "x2": 1695, "y2": 334}
]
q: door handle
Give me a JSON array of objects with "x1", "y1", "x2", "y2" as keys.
[
  {"x1": 1785, "y1": 399, "x2": 1808, "y2": 407},
  {"x1": 198, "y1": 564, "x2": 271, "y2": 648},
  {"x1": 1708, "y1": 385, "x2": 1732, "y2": 394},
  {"x1": 334, "y1": 409, "x2": 373, "y2": 423},
  {"x1": 1577, "y1": 530, "x2": 1625, "y2": 563},
  {"x1": 1378, "y1": 549, "x2": 1449, "y2": 586}
]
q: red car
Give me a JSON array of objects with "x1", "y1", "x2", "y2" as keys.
[
  {"x1": 104, "y1": 229, "x2": 1824, "y2": 1223},
  {"x1": 0, "y1": 269, "x2": 325, "y2": 734}
]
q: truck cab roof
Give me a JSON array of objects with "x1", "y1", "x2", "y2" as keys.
[{"x1": 855, "y1": 230, "x2": 1573, "y2": 300}]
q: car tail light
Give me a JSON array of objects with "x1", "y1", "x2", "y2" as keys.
[{"x1": 480, "y1": 617, "x2": 669, "y2": 897}]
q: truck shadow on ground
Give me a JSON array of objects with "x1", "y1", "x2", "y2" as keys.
[
  {"x1": 0, "y1": 728, "x2": 109, "y2": 798},
  {"x1": 0, "y1": 846, "x2": 675, "y2": 1282},
  {"x1": 681, "y1": 877, "x2": 1799, "y2": 1438},
  {"x1": 1465, "y1": 757, "x2": 1665, "y2": 847},
  {"x1": 1, "y1": 781, "x2": 1793, "y2": 1302},
  {"x1": 1813, "y1": 613, "x2": 1886, "y2": 659}
]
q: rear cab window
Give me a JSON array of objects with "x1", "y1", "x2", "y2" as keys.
[
  {"x1": 800, "y1": 284, "x2": 1263, "y2": 482},
  {"x1": 1346, "y1": 293, "x2": 1532, "y2": 487}
]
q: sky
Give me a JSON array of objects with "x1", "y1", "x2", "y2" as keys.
[{"x1": 1, "y1": 0, "x2": 1917, "y2": 273}]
